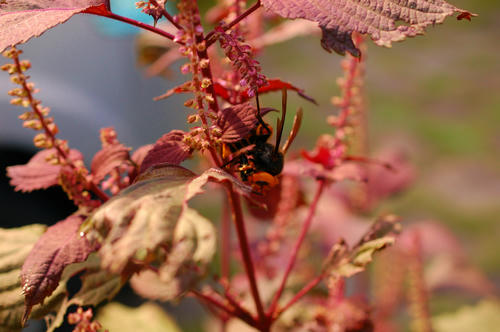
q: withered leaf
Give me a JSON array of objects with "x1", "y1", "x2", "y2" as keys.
[
  {"x1": 139, "y1": 130, "x2": 192, "y2": 174},
  {"x1": 7, "y1": 148, "x2": 83, "y2": 192},
  {"x1": 261, "y1": 0, "x2": 475, "y2": 56},
  {"x1": 323, "y1": 215, "x2": 401, "y2": 279},
  {"x1": 86, "y1": 165, "x2": 248, "y2": 277},
  {"x1": 131, "y1": 208, "x2": 216, "y2": 301},
  {"x1": 0, "y1": 0, "x2": 107, "y2": 53},
  {"x1": 20, "y1": 214, "x2": 95, "y2": 324}
]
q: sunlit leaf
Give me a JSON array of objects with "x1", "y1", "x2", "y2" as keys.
[
  {"x1": 0, "y1": 0, "x2": 107, "y2": 53},
  {"x1": 261, "y1": 0, "x2": 475, "y2": 56}
]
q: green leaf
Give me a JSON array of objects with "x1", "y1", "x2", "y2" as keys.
[
  {"x1": 0, "y1": 224, "x2": 122, "y2": 332},
  {"x1": 97, "y1": 302, "x2": 182, "y2": 332},
  {"x1": 433, "y1": 300, "x2": 500, "y2": 332},
  {"x1": 323, "y1": 215, "x2": 400, "y2": 279},
  {"x1": 0, "y1": 224, "x2": 69, "y2": 332}
]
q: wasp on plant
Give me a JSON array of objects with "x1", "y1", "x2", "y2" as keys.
[{"x1": 221, "y1": 89, "x2": 303, "y2": 194}]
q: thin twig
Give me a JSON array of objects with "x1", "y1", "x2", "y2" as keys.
[
  {"x1": 267, "y1": 179, "x2": 326, "y2": 316},
  {"x1": 274, "y1": 274, "x2": 324, "y2": 319},
  {"x1": 191, "y1": 290, "x2": 257, "y2": 328},
  {"x1": 88, "y1": 10, "x2": 179, "y2": 43},
  {"x1": 205, "y1": 0, "x2": 261, "y2": 47}
]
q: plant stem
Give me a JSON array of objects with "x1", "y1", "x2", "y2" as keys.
[
  {"x1": 149, "y1": 0, "x2": 184, "y2": 30},
  {"x1": 89, "y1": 10, "x2": 178, "y2": 42},
  {"x1": 191, "y1": 290, "x2": 257, "y2": 328},
  {"x1": 221, "y1": 196, "x2": 231, "y2": 280},
  {"x1": 205, "y1": 0, "x2": 261, "y2": 47},
  {"x1": 267, "y1": 179, "x2": 326, "y2": 316},
  {"x1": 275, "y1": 273, "x2": 324, "y2": 318},
  {"x1": 226, "y1": 185, "x2": 266, "y2": 324}
]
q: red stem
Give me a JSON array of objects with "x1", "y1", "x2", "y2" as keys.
[
  {"x1": 226, "y1": 185, "x2": 267, "y2": 325},
  {"x1": 221, "y1": 197, "x2": 231, "y2": 281},
  {"x1": 88, "y1": 10, "x2": 178, "y2": 43},
  {"x1": 267, "y1": 179, "x2": 326, "y2": 316},
  {"x1": 275, "y1": 273, "x2": 324, "y2": 318},
  {"x1": 205, "y1": 0, "x2": 261, "y2": 47},
  {"x1": 191, "y1": 290, "x2": 257, "y2": 328},
  {"x1": 149, "y1": 0, "x2": 183, "y2": 30}
]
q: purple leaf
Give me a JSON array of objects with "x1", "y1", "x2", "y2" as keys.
[
  {"x1": 21, "y1": 214, "x2": 94, "y2": 324},
  {"x1": 90, "y1": 144, "x2": 130, "y2": 183},
  {"x1": 7, "y1": 148, "x2": 83, "y2": 192},
  {"x1": 261, "y1": 0, "x2": 475, "y2": 56},
  {"x1": 0, "y1": 0, "x2": 107, "y2": 53},
  {"x1": 217, "y1": 102, "x2": 274, "y2": 143},
  {"x1": 139, "y1": 130, "x2": 192, "y2": 174}
]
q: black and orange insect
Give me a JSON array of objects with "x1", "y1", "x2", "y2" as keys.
[{"x1": 222, "y1": 90, "x2": 303, "y2": 193}]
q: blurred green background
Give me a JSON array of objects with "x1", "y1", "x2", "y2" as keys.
[{"x1": 247, "y1": 0, "x2": 499, "y2": 318}]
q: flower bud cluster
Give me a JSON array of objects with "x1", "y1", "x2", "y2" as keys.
[
  {"x1": 215, "y1": 26, "x2": 267, "y2": 97},
  {"x1": 135, "y1": 0, "x2": 164, "y2": 25},
  {"x1": 2, "y1": 48, "x2": 68, "y2": 154},
  {"x1": 329, "y1": 36, "x2": 366, "y2": 150},
  {"x1": 175, "y1": 0, "x2": 209, "y2": 116},
  {"x1": 67, "y1": 307, "x2": 106, "y2": 332},
  {"x1": 175, "y1": 0, "x2": 222, "y2": 155},
  {"x1": 3, "y1": 48, "x2": 102, "y2": 208}
]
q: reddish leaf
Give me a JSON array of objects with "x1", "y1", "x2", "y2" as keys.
[
  {"x1": 0, "y1": 0, "x2": 107, "y2": 53},
  {"x1": 131, "y1": 144, "x2": 153, "y2": 167},
  {"x1": 245, "y1": 79, "x2": 317, "y2": 105},
  {"x1": 90, "y1": 144, "x2": 130, "y2": 183},
  {"x1": 261, "y1": 0, "x2": 475, "y2": 56},
  {"x1": 139, "y1": 130, "x2": 192, "y2": 173},
  {"x1": 21, "y1": 214, "x2": 94, "y2": 324},
  {"x1": 217, "y1": 102, "x2": 275, "y2": 143},
  {"x1": 213, "y1": 78, "x2": 316, "y2": 105},
  {"x1": 7, "y1": 148, "x2": 83, "y2": 192}
]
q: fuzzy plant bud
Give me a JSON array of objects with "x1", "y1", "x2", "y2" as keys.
[
  {"x1": 201, "y1": 78, "x2": 212, "y2": 89},
  {"x1": 33, "y1": 133, "x2": 48, "y2": 148},
  {"x1": 187, "y1": 114, "x2": 199, "y2": 123}
]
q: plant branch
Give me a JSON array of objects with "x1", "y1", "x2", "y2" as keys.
[
  {"x1": 267, "y1": 179, "x2": 326, "y2": 316},
  {"x1": 274, "y1": 273, "x2": 324, "y2": 318},
  {"x1": 226, "y1": 185, "x2": 266, "y2": 324},
  {"x1": 205, "y1": 0, "x2": 261, "y2": 47},
  {"x1": 88, "y1": 10, "x2": 179, "y2": 43},
  {"x1": 221, "y1": 196, "x2": 231, "y2": 281},
  {"x1": 191, "y1": 290, "x2": 257, "y2": 328},
  {"x1": 149, "y1": 0, "x2": 184, "y2": 30}
]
